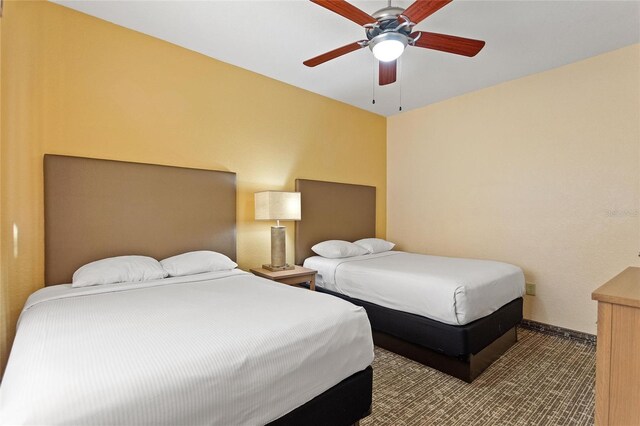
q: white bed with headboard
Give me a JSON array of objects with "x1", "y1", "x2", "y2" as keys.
[
  {"x1": 0, "y1": 156, "x2": 374, "y2": 426},
  {"x1": 295, "y1": 178, "x2": 524, "y2": 383}
]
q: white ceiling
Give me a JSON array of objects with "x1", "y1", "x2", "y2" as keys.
[{"x1": 55, "y1": 0, "x2": 640, "y2": 116}]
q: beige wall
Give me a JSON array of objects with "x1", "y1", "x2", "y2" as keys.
[
  {"x1": 388, "y1": 44, "x2": 640, "y2": 334},
  {"x1": 0, "y1": 1, "x2": 386, "y2": 373}
]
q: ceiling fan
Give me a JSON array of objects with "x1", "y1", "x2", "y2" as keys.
[{"x1": 303, "y1": 0, "x2": 485, "y2": 86}]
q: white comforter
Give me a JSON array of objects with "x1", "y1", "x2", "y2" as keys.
[
  {"x1": 0, "y1": 270, "x2": 374, "y2": 426},
  {"x1": 304, "y1": 251, "x2": 525, "y2": 326}
]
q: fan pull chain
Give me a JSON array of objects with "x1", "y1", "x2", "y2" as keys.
[
  {"x1": 372, "y1": 56, "x2": 376, "y2": 105},
  {"x1": 398, "y1": 58, "x2": 403, "y2": 112}
]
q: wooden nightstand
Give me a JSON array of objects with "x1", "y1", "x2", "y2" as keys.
[{"x1": 250, "y1": 265, "x2": 317, "y2": 291}]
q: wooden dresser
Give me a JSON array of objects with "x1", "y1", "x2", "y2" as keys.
[{"x1": 592, "y1": 267, "x2": 640, "y2": 426}]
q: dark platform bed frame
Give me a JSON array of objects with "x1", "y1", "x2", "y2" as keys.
[
  {"x1": 316, "y1": 288, "x2": 521, "y2": 383},
  {"x1": 43, "y1": 156, "x2": 372, "y2": 426},
  {"x1": 295, "y1": 178, "x2": 523, "y2": 383}
]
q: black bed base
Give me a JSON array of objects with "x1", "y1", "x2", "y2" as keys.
[
  {"x1": 267, "y1": 366, "x2": 373, "y2": 426},
  {"x1": 314, "y1": 286, "x2": 523, "y2": 383},
  {"x1": 374, "y1": 327, "x2": 517, "y2": 383}
]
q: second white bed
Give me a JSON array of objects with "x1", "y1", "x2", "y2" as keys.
[{"x1": 304, "y1": 251, "x2": 525, "y2": 326}]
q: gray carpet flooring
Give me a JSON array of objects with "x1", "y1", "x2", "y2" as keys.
[{"x1": 362, "y1": 329, "x2": 595, "y2": 425}]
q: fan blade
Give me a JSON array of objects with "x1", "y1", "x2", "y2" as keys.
[
  {"x1": 379, "y1": 60, "x2": 397, "y2": 86},
  {"x1": 311, "y1": 0, "x2": 377, "y2": 26},
  {"x1": 303, "y1": 41, "x2": 365, "y2": 67},
  {"x1": 411, "y1": 31, "x2": 485, "y2": 57},
  {"x1": 401, "y1": 0, "x2": 452, "y2": 25}
]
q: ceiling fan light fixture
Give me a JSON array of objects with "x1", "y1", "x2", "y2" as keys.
[{"x1": 370, "y1": 32, "x2": 408, "y2": 62}]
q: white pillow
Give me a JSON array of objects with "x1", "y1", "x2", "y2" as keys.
[
  {"x1": 311, "y1": 240, "x2": 369, "y2": 259},
  {"x1": 160, "y1": 251, "x2": 237, "y2": 277},
  {"x1": 72, "y1": 255, "x2": 167, "y2": 288},
  {"x1": 354, "y1": 238, "x2": 395, "y2": 254}
]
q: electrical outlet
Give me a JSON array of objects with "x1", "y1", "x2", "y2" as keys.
[{"x1": 526, "y1": 282, "x2": 536, "y2": 296}]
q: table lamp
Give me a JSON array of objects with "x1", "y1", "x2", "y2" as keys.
[{"x1": 255, "y1": 191, "x2": 301, "y2": 271}]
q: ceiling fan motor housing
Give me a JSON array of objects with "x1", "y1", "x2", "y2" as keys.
[{"x1": 366, "y1": 6, "x2": 412, "y2": 41}]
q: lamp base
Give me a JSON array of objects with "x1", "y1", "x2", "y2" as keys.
[
  {"x1": 262, "y1": 263, "x2": 295, "y2": 272},
  {"x1": 267, "y1": 225, "x2": 291, "y2": 272}
]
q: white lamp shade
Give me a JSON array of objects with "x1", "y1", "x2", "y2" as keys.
[{"x1": 255, "y1": 191, "x2": 301, "y2": 221}]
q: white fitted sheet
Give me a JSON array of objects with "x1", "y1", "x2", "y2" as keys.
[
  {"x1": 304, "y1": 251, "x2": 525, "y2": 326},
  {"x1": 0, "y1": 270, "x2": 373, "y2": 425}
]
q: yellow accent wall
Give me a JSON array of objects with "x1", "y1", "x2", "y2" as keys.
[
  {"x1": 0, "y1": 4, "x2": 6, "y2": 378},
  {"x1": 388, "y1": 44, "x2": 640, "y2": 334},
  {"x1": 0, "y1": 0, "x2": 386, "y2": 373}
]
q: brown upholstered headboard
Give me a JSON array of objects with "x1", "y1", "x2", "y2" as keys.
[
  {"x1": 44, "y1": 155, "x2": 236, "y2": 286},
  {"x1": 294, "y1": 179, "x2": 376, "y2": 265}
]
